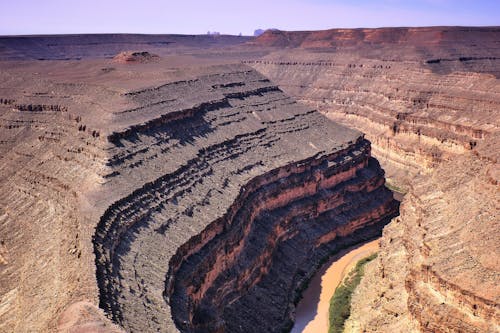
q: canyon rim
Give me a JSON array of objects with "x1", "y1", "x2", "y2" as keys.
[{"x1": 0, "y1": 25, "x2": 498, "y2": 333}]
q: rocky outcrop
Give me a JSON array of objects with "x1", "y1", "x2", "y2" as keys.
[
  {"x1": 168, "y1": 144, "x2": 397, "y2": 333},
  {"x1": 92, "y1": 67, "x2": 398, "y2": 332},
  {"x1": 246, "y1": 27, "x2": 500, "y2": 187},
  {"x1": 15, "y1": 103, "x2": 68, "y2": 112},
  {"x1": 245, "y1": 27, "x2": 500, "y2": 333},
  {"x1": 112, "y1": 51, "x2": 160, "y2": 64},
  {"x1": 251, "y1": 27, "x2": 499, "y2": 68},
  {"x1": 345, "y1": 145, "x2": 499, "y2": 333},
  {"x1": 0, "y1": 82, "x2": 105, "y2": 332},
  {"x1": 57, "y1": 301, "x2": 123, "y2": 333},
  {"x1": 2, "y1": 28, "x2": 496, "y2": 333}
]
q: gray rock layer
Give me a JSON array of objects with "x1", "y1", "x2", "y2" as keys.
[{"x1": 93, "y1": 67, "x2": 398, "y2": 332}]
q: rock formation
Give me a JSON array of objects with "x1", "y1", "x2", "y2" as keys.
[
  {"x1": 246, "y1": 26, "x2": 500, "y2": 333},
  {"x1": 93, "y1": 67, "x2": 398, "y2": 332},
  {"x1": 112, "y1": 51, "x2": 159, "y2": 64},
  {"x1": 0, "y1": 57, "x2": 397, "y2": 333},
  {"x1": 0, "y1": 27, "x2": 498, "y2": 333},
  {"x1": 345, "y1": 137, "x2": 499, "y2": 333},
  {"x1": 247, "y1": 26, "x2": 500, "y2": 188},
  {"x1": 0, "y1": 73, "x2": 106, "y2": 332}
]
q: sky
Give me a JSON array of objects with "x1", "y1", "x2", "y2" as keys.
[{"x1": 1, "y1": 0, "x2": 499, "y2": 36}]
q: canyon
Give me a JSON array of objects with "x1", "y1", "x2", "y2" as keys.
[
  {"x1": 247, "y1": 27, "x2": 500, "y2": 333},
  {"x1": 292, "y1": 239, "x2": 380, "y2": 333},
  {"x1": 0, "y1": 26, "x2": 498, "y2": 333},
  {"x1": 247, "y1": 27, "x2": 500, "y2": 188}
]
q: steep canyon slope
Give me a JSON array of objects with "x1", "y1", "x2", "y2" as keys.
[
  {"x1": 0, "y1": 27, "x2": 498, "y2": 333},
  {"x1": 247, "y1": 27, "x2": 500, "y2": 332},
  {"x1": 345, "y1": 136, "x2": 499, "y2": 333},
  {"x1": 0, "y1": 46, "x2": 397, "y2": 333},
  {"x1": 248, "y1": 27, "x2": 500, "y2": 187},
  {"x1": 92, "y1": 66, "x2": 399, "y2": 333}
]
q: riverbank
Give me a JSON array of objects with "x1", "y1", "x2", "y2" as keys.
[
  {"x1": 329, "y1": 253, "x2": 378, "y2": 333},
  {"x1": 291, "y1": 239, "x2": 380, "y2": 333}
]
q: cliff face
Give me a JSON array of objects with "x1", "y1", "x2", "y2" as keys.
[
  {"x1": 0, "y1": 72, "x2": 108, "y2": 332},
  {"x1": 93, "y1": 66, "x2": 398, "y2": 332},
  {"x1": 0, "y1": 60, "x2": 399, "y2": 332},
  {"x1": 345, "y1": 141, "x2": 499, "y2": 333},
  {"x1": 247, "y1": 27, "x2": 500, "y2": 188},
  {"x1": 246, "y1": 27, "x2": 500, "y2": 332},
  {"x1": 1, "y1": 28, "x2": 497, "y2": 333},
  {"x1": 168, "y1": 144, "x2": 396, "y2": 333},
  {"x1": 251, "y1": 27, "x2": 500, "y2": 52}
]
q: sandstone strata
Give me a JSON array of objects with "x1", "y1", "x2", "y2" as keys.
[
  {"x1": 346, "y1": 141, "x2": 499, "y2": 333},
  {"x1": 247, "y1": 27, "x2": 500, "y2": 187},
  {"x1": 0, "y1": 57, "x2": 397, "y2": 333},
  {"x1": 0, "y1": 73, "x2": 107, "y2": 332},
  {"x1": 93, "y1": 67, "x2": 398, "y2": 332},
  {"x1": 246, "y1": 27, "x2": 500, "y2": 333},
  {"x1": 0, "y1": 27, "x2": 498, "y2": 333}
]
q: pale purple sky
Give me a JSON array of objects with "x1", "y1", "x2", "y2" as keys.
[{"x1": 1, "y1": 0, "x2": 498, "y2": 36}]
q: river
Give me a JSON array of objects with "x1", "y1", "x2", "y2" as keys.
[{"x1": 291, "y1": 239, "x2": 380, "y2": 333}]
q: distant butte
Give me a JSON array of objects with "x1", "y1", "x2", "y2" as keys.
[
  {"x1": 112, "y1": 51, "x2": 160, "y2": 64},
  {"x1": 249, "y1": 26, "x2": 500, "y2": 49}
]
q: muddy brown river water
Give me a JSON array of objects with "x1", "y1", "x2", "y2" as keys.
[{"x1": 291, "y1": 239, "x2": 380, "y2": 333}]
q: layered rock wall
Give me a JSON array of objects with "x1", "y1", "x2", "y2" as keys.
[
  {"x1": 168, "y1": 142, "x2": 397, "y2": 333},
  {"x1": 246, "y1": 27, "x2": 500, "y2": 332},
  {"x1": 92, "y1": 66, "x2": 398, "y2": 332},
  {"x1": 0, "y1": 80, "x2": 106, "y2": 332},
  {"x1": 345, "y1": 146, "x2": 499, "y2": 333},
  {"x1": 2, "y1": 28, "x2": 496, "y2": 333},
  {"x1": 246, "y1": 27, "x2": 499, "y2": 188},
  {"x1": 248, "y1": 57, "x2": 499, "y2": 187}
]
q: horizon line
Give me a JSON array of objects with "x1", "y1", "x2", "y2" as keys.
[{"x1": 1, "y1": 25, "x2": 499, "y2": 38}]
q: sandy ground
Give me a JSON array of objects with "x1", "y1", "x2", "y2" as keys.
[{"x1": 292, "y1": 239, "x2": 380, "y2": 333}]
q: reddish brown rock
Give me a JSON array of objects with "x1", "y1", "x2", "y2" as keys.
[
  {"x1": 0, "y1": 57, "x2": 397, "y2": 333},
  {"x1": 251, "y1": 26, "x2": 500, "y2": 51},
  {"x1": 345, "y1": 144, "x2": 499, "y2": 333},
  {"x1": 0, "y1": 28, "x2": 498, "y2": 333},
  {"x1": 57, "y1": 301, "x2": 123, "y2": 333},
  {"x1": 246, "y1": 26, "x2": 500, "y2": 188},
  {"x1": 245, "y1": 26, "x2": 500, "y2": 333},
  {"x1": 112, "y1": 51, "x2": 159, "y2": 64},
  {"x1": 92, "y1": 67, "x2": 398, "y2": 333}
]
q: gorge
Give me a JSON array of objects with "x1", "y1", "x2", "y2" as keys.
[
  {"x1": 0, "y1": 27, "x2": 498, "y2": 333},
  {"x1": 248, "y1": 27, "x2": 500, "y2": 333}
]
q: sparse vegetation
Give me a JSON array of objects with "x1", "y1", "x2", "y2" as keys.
[
  {"x1": 328, "y1": 253, "x2": 378, "y2": 333},
  {"x1": 384, "y1": 181, "x2": 407, "y2": 195}
]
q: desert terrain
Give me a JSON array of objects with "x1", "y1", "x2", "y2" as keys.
[
  {"x1": 0, "y1": 27, "x2": 498, "y2": 333},
  {"x1": 293, "y1": 239, "x2": 379, "y2": 333}
]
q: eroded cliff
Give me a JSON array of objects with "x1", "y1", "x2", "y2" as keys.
[
  {"x1": 247, "y1": 27, "x2": 500, "y2": 188},
  {"x1": 93, "y1": 67, "x2": 398, "y2": 332},
  {"x1": 1, "y1": 28, "x2": 497, "y2": 333},
  {"x1": 0, "y1": 71, "x2": 109, "y2": 332},
  {"x1": 245, "y1": 27, "x2": 500, "y2": 332},
  {"x1": 0, "y1": 56, "x2": 399, "y2": 332},
  {"x1": 345, "y1": 138, "x2": 499, "y2": 333}
]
